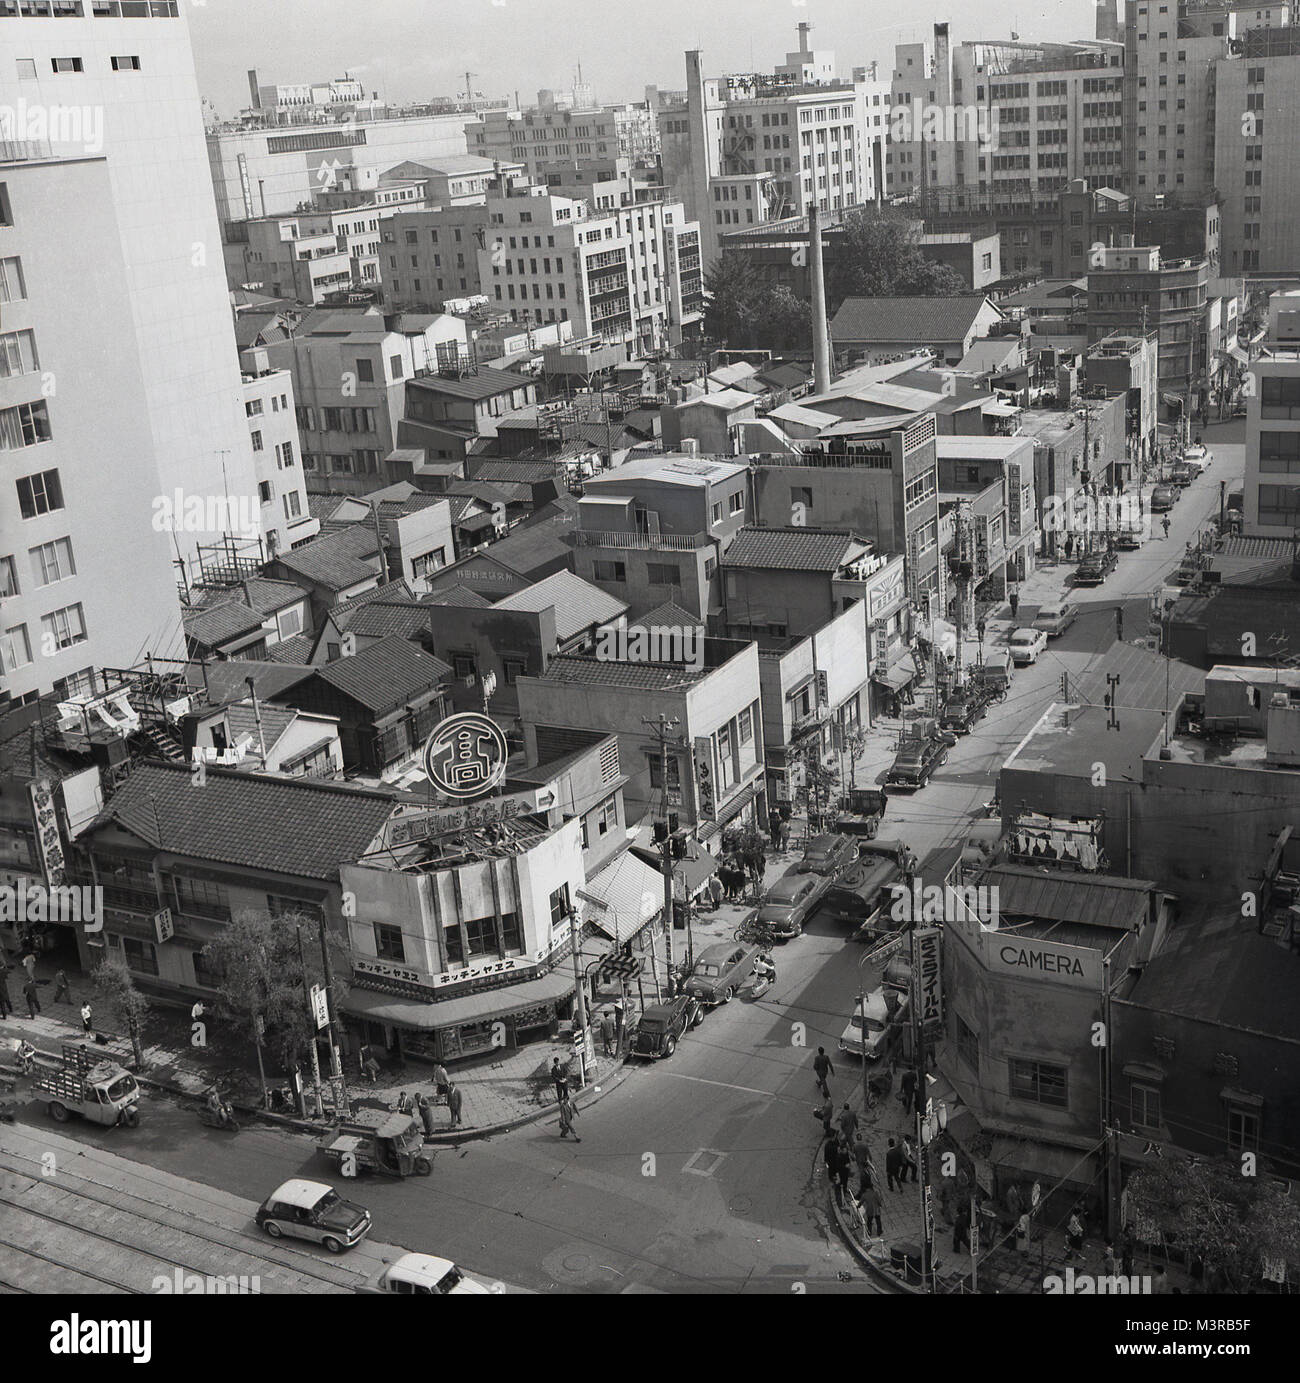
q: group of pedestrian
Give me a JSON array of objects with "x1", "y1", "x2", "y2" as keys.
[
  {"x1": 0, "y1": 948, "x2": 91, "y2": 1030},
  {"x1": 716, "y1": 855, "x2": 752, "y2": 902},
  {"x1": 884, "y1": 1136, "x2": 919, "y2": 1192}
]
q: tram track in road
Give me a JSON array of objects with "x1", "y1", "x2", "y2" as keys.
[
  {"x1": 0, "y1": 1227, "x2": 141, "y2": 1294},
  {"x1": 0, "y1": 1131, "x2": 361, "y2": 1294}
]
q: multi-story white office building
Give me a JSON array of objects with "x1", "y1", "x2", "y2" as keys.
[
  {"x1": 659, "y1": 23, "x2": 882, "y2": 264},
  {"x1": 477, "y1": 188, "x2": 702, "y2": 350},
  {"x1": 0, "y1": 155, "x2": 183, "y2": 704},
  {"x1": 0, "y1": 0, "x2": 263, "y2": 573}
]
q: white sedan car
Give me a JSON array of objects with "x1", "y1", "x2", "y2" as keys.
[
  {"x1": 1009, "y1": 628, "x2": 1049, "y2": 665},
  {"x1": 1182, "y1": 443, "x2": 1211, "y2": 472}
]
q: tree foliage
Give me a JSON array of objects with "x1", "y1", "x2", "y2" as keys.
[
  {"x1": 1125, "y1": 1156, "x2": 1300, "y2": 1291},
  {"x1": 202, "y1": 909, "x2": 350, "y2": 1075},
  {"x1": 93, "y1": 955, "x2": 149, "y2": 1069},
  {"x1": 703, "y1": 257, "x2": 812, "y2": 351},
  {"x1": 826, "y1": 208, "x2": 968, "y2": 312}
]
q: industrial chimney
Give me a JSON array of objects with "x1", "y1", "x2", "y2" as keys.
[{"x1": 809, "y1": 205, "x2": 832, "y2": 394}]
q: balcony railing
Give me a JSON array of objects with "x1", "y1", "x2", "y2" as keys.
[{"x1": 572, "y1": 529, "x2": 712, "y2": 552}]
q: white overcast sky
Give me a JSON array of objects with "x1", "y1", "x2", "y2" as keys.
[{"x1": 190, "y1": 1, "x2": 1098, "y2": 118}]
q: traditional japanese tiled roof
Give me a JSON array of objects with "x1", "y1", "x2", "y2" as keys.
[
  {"x1": 495, "y1": 571, "x2": 627, "y2": 642},
  {"x1": 94, "y1": 762, "x2": 396, "y2": 881},
  {"x1": 306, "y1": 636, "x2": 451, "y2": 713},
  {"x1": 721, "y1": 527, "x2": 865, "y2": 572}
]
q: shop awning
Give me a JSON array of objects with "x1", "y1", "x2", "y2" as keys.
[
  {"x1": 989, "y1": 1136, "x2": 1097, "y2": 1186},
  {"x1": 982, "y1": 400, "x2": 1022, "y2": 418},
  {"x1": 456, "y1": 511, "x2": 497, "y2": 533},
  {"x1": 872, "y1": 652, "x2": 918, "y2": 691},
  {"x1": 344, "y1": 967, "x2": 575, "y2": 1030},
  {"x1": 578, "y1": 849, "x2": 665, "y2": 936}
]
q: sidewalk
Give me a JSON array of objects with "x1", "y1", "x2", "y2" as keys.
[
  {"x1": 823, "y1": 1057, "x2": 1195, "y2": 1295},
  {"x1": 0, "y1": 950, "x2": 632, "y2": 1141}
]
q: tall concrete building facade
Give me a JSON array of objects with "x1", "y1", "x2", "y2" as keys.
[
  {"x1": 0, "y1": 156, "x2": 183, "y2": 703},
  {"x1": 659, "y1": 24, "x2": 881, "y2": 265},
  {"x1": 0, "y1": 2, "x2": 262, "y2": 574}
]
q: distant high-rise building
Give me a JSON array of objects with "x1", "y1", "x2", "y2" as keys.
[{"x1": 660, "y1": 24, "x2": 884, "y2": 267}]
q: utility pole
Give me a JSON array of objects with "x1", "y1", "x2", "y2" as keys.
[
  {"x1": 297, "y1": 926, "x2": 324, "y2": 1120},
  {"x1": 315, "y1": 912, "x2": 349, "y2": 1112},
  {"x1": 910, "y1": 928, "x2": 933, "y2": 1293},
  {"x1": 643, "y1": 713, "x2": 680, "y2": 994}
]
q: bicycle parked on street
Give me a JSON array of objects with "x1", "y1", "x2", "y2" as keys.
[{"x1": 734, "y1": 916, "x2": 780, "y2": 947}]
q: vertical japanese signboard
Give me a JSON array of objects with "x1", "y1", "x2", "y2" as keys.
[{"x1": 914, "y1": 926, "x2": 944, "y2": 1039}]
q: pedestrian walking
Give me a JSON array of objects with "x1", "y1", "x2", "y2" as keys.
[
  {"x1": 395, "y1": 1090, "x2": 412, "y2": 1115},
  {"x1": 21, "y1": 951, "x2": 36, "y2": 982},
  {"x1": 432, "y1": 1062, "x2": 449, "y2": 1101},
  {"x1": 557, "y1": 1093, "x2": 581, "y2": 1142},
  {"x1": 1008, "y1": 588, "x2": 1019, "y2": 619},
  {"x1": 838, "y1": 1103, "x2": 859, "y2": 1145},
  {"x1": 446, "y1": 1082, "x2": 463, "y2": 1129},
  {"x1": 812, "y1": 1096, "x2": 835, "y2": 1139},
  {"x1": 812, "y1": 1047, "x2": 834, "y2": 1099},
  {"x1": 0, "y1": 971, "x2": 10, "y2": 1019},
  {"x1": 859, "y1": 1183, "x2": 883, "y2": 1237},
  {"x1": 190, "y1": 1000, "x2": 204, "y2": 1022},
  {"x1": 900, "y1": 1067, "x2": 917, "y2": 1116},
  {"x1": 550, "y1": 1056, "x2": 569, "y2": 1104},
  {"x1": 79, "y1": 999, "x2": 91, "y2": 1033},
  {"x1": 885, "y1": 1138, "x2": 905, "y2": 1193},
  {"x1": 845, "y1": 1189, "x2": 868, "y2": 1238},
  {"x1": 852, "y1": 1132, "x2": 872, "y2": 1189},
  {"x1": 1065, "y1": 1208, "x2": 1085, "y2": 1262},
  {"x1": 23, "y1": 977, "x2": 40, "y2": 1019},
  {"x1": 901, "y1": 1135, "x2": 919, "y2": 1183},
  {"x1": 599, "y1": 1009, "x2": 616, "y2": 1057},
  {"x1": 419, "y1": 1091, "x2": 437, "y2": 1138},
  {"x1": 1015, "y1": 1211, "x2": 1030, "y2": 1255},
  {"x1": 51, "y1": 969, "x2": 71, "y2": 1004}
]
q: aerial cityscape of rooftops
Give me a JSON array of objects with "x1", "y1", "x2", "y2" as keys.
[{"x1": 1, "y1": 0, "x2": 1296, "y2": 1330}]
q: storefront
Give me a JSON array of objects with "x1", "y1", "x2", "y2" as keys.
[
  {"x1": 344, "y1": 946, "x2": 576, "y2": 1065},
  {"x1": 870, "y1": 646, "x2": 920, "y2": 720}
]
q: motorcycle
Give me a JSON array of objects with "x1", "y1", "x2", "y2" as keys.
[
  {"x1": 198, "y1": 1101, "x2": 240, "y2": 1132},
  {"x1": 864, "y1": 1068, "x2": 894, "y2": 1111},
  {"x1": 750, "y1": 961, "x2": 776, "y2": 999}
]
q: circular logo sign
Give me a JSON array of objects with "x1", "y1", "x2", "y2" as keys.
[{"x1": 422, "y1": 712, "x2": 508, "y2": 801}]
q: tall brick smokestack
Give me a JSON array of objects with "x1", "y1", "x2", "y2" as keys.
[{"x1": 810, "y1": 205, "x2": 832, "y2": 394}]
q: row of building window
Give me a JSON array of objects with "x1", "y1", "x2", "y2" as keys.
[{"x1": 1, "y1": 602, "x2": 87, "y2": 672}]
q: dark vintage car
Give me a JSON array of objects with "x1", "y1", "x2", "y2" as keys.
[
  {"x1": 684, "y1": 942, "x2": 758, "y2": 1006},
  {"x1": 1113, "y1": 525, "x2": 1142, "y2": 551},
  {"x1": 757, "y1": 871, "x2": 828, "y2": 938},
  {"x1": 1149, "y1": 485, "x2": 1177, "y2": 512},
  {"x1": 1168, "y1": 463, "x2": 1194, "y2": 488},
  {"x1": 1073, "y1": 548, "x2": 1118, "y2": 586},
  {"x1": 886, "y1": 731, "x2": 949, "y2": 789},
  {"x1": 796, "y1": 832, "x2": 858, "y2": 876},
  {"x1": 631, "y1": 994, "x2": 703, "y2": 1059},
  {"x1": 939, "y1": 684, "x2": 994, "y2": 734}
]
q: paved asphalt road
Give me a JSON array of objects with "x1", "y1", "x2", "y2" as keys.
[{"x1": 8, "y1": 429, "x2": 1241, "y2": 1296}]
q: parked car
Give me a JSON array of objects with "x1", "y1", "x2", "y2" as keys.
[
  {"x1": 684, "y1": 942, "x2": 757, "y2": 1005},
  {"x1": 796, "y1": 832, "x2": 858, "y2": 877},
  {"x1": 756, "y1": 871, "x2": 828, "y2": 938},
  {"x1": 256, "y1": 1179, "x2": 372, "y2": 1254},
  {"x1": 1149, "y1": 485, "x2": 1177, "y2": 512},
  {"x1": 1008, "y1": 627, "x2": 1049, "y2": 664},
  {"x1": 834, "y1": 786, "x2": 888, "y2": 838},
  {"x1": 940, "y1": 684, "x2": 994, "y2": 734},
  {"x1": 358, "y1": 1252, "x2": 492, "y2": 1296},
  {"x1": 631, "y1": 993, "x2": 703, "y2": 1059},
  {"x1": 1168, "y1": 463, "x2": 1194, "y2": 488},
  {"x1": 838, "y1": 988, "x2": 909, "y2": 1061},
  {"x1": 1183, "y1": 443, "x2": 1210, "y2": 472},
  {"x1": 1073, "y1": 548, "x2": 1118, "y2": 586},
  {"x1": 1032, "y1": 601, "x2": 1077, "y2": 637}
]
